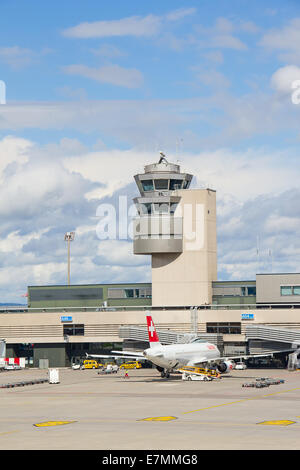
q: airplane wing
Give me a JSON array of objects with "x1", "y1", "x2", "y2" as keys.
[
  {"x1": 188, "y1": 349, "x2": 294, "y2": 367},
  {"x1": 86, "y1": 351, "x2": 145, "y2": 360},
  {"x1": 222, "y1": 349, "x2": 295, "y2": 361},
  {"x1": 186, "y1": 357, "x2": 210, "y2": 367},
  {"x1": 111, "y1": 350, "x2": 144, "y2": 358}
]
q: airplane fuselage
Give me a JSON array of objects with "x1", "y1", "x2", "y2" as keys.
[{"x1": 143, "y1": 342, "x2": 221, "y2": 370}]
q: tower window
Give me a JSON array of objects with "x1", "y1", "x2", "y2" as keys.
[
  {"x1": 140, "y1": 203, "x2": 152, "y2": 215},
  {"x1": 170, "y1": 203, "x2": 178, "y2": 214},
  {"x1": 169, "y1": 179, "x2": 182, "y2": 190},
  {"x1": 153, "y1": 203, "x2": 169, "y2": 214},
  {"x1": 154, "y1": 179, "x2": 169, "y2": 190},
  {"x1": 142, "y1": 180, "x2": 154, "y2": 191}
]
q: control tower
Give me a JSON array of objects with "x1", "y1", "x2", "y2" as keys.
[{"x1": 133, "y1": 152, "x2": 217, "y2": 307}]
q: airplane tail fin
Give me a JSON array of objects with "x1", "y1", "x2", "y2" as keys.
[{"x1": 146, "y1": 315, "x2": 161, "y2": 348}]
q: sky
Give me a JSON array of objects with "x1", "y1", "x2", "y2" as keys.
[{"x1": 1, "y1": 0, "x2": 300, "y2": 302}]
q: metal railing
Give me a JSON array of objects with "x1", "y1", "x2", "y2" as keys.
[{"x1": 1, "y1": 302, "x2": 300, "y2": 314}]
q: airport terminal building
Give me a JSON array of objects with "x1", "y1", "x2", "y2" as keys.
[{"x1": 2, "y1": 155, "x2": 300, "y2": 367}]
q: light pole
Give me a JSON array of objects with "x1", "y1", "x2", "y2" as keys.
[{"x1": 64, "y1": 232, "x2": 75, "y2": 285}]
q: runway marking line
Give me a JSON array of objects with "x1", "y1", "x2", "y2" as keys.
[
  {"x1": 183, "y1": 387, "x2": 300, "y2": 414},
  {"x1": 258, "y1": 420, "x2": 295, "y2": 426},
  {"x1": 0, "y1": 430, "x2": 19, "y2": 436},
  {"x1": 33, "y1": 420, "x2": 77, "y2": 427},
  {"x1": 140, "y1": 416, "x2": 177, "y2": 422}
]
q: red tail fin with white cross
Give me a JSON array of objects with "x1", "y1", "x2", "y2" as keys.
[{"x1": 146, "y1": 315, "x2": 161, "y2": 348}]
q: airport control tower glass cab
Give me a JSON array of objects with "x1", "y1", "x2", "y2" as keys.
[{"x1": 133, "y1": 152, "x2": 193, "y2": 255}]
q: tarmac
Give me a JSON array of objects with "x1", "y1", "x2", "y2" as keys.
[{"x1": 0, "y1": 366, "x2": 300, "y2": 450}]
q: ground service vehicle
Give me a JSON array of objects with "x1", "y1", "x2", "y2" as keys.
[
  {"x1": 82, "y1": 360, "x2": 101, "y2": 369},
  {"x1": 119, "y1": 361, "x2": 142, "y2": 370},
  {"x1": 235, "y1": 362, "x2": 247, "y2": 370},
  {"x1": 182, "y1": 373, "x2": 212, "y2": 381},
  {"x1": 103, "y1": 364, "x2": 118, "y2": 373}
]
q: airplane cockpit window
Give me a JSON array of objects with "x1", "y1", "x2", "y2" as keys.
[{"x1": 191, "y1": 338, "x2": 207, "y2": 343}]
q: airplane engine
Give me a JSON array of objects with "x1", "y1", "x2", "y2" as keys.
[{"x1": 216, "y1": 360, "x2": 234, "y2": 373}]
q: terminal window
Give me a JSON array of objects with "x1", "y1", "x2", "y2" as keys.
[
  {"x1": 63, "y1": 324, "x2": 84, "y2": 336},
  {"x1": 281, "y1": 286, "x2": 300, "y2": 296},
  {"x1": 206, "y1": 322, "x2": 241, "y2": 334},
  {"x1": 29, "y1": 287, "x2": 103, "y2": 302},
  {"x1": 108, "y1": 287, "x2": 151, "y2": 299},
  {"x1": 213, "y1": 285, "x2": 256, "y2": 297}
]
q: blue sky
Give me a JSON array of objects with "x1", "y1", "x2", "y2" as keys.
[{"x1": 1, "y1": 1, "x2": 300, "y2": 301}]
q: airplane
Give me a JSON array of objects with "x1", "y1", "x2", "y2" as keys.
[
  {"x1": 141, "y1": 315, "x2": 240, "y2": 378},
  {"x1": 86, "y1": 314, "x2": 287, "y2": 378}
]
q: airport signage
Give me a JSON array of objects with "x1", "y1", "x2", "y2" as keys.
[
  {"x1": 241, "y1": 313, "x2": 254, "y2": 320},
  {"x1": 60, "y1": 316, "x2": 73, "y2": 322}
]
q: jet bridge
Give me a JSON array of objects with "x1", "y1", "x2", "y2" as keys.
[
  {"x1": 245, "y1": 325, "x2": 300, "y2": 369},
  {"x1": 245, "y1": 325, "x2": 300, "y2": 350}
]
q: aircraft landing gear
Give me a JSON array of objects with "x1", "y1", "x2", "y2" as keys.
[
  {"x1": 156, "y1": 366, "x2": 170, "y2": 379},
  {"x1": 160, "y1": 370, "x2": 170, "y2": 378}
]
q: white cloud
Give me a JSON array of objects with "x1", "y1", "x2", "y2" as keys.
[
  {"x1": 209, "y1": 34, "x2": 247, "y2": 50},
  {"x1": 62, "y1": 9, "x2": 197, "y2": 40},
  {"x1": 63, "y1": 148, "x2": 152, "y2": 199},
  {"x1": 195, "y1": 17, "x2": 248, "y2": 51},
  {"x1": 0, "y1": 135, "x2": 31, "y2": 178},
  {"x1": 238, "y1": 20, "x2": 260, "y2": 34},
  {"x1": 62, "y1": 14, "x2": 161, "y2": 39},
  {"x1": 62, "y1": 64, "x2": 143, "y2": 88},
  {"x1": 218, "y1": 188, "x2": 300, "y2": 280},
  {"x1": 191, "y1": 68, "x2": 231, "y2": 88},
  {"x1": 0, "y1": 228, "x2": 49, "y2": 253},
  {"x1": 0, "y1": 46, "x2": 51, "y2": 69},
  {"x1": 264, "y1": 215, "x2": 300, "y2": 234},
  {"x1": 165, "y1": 8, "x2": 197, "y2": 22},
  {"x1": 90, "y1": 44, "x2": 125, "y2": 58},
  {"x1": 0, "y1": 46, "x2": 34, "y2": 68},
  {"x1": 270, "y1": 65, "x2": 300, "y2": 94},
  {"x1": 96, "y1": 240, "x2": 148, "y2": 267},
  {"x1": 260, "y1": 18, "x2": 300, "y2": 63},
  {"x1": 1, "y1": 74, "x2": 300, "y2": 151}
]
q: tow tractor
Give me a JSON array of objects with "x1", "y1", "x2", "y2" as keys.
[{"x1": 178, "y1": 366, "x2": 221, "y2": 381}]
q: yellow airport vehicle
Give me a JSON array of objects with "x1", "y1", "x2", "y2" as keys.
[
  {"x1": 178, "y1": 366, "x2": 220, "y2": 378},
  {"x1": 82, "y1": 359, "x2": 102, "y2": 369},
  {"x1": 119, "y1": 361, "x2": 142, "y2": 370}
]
